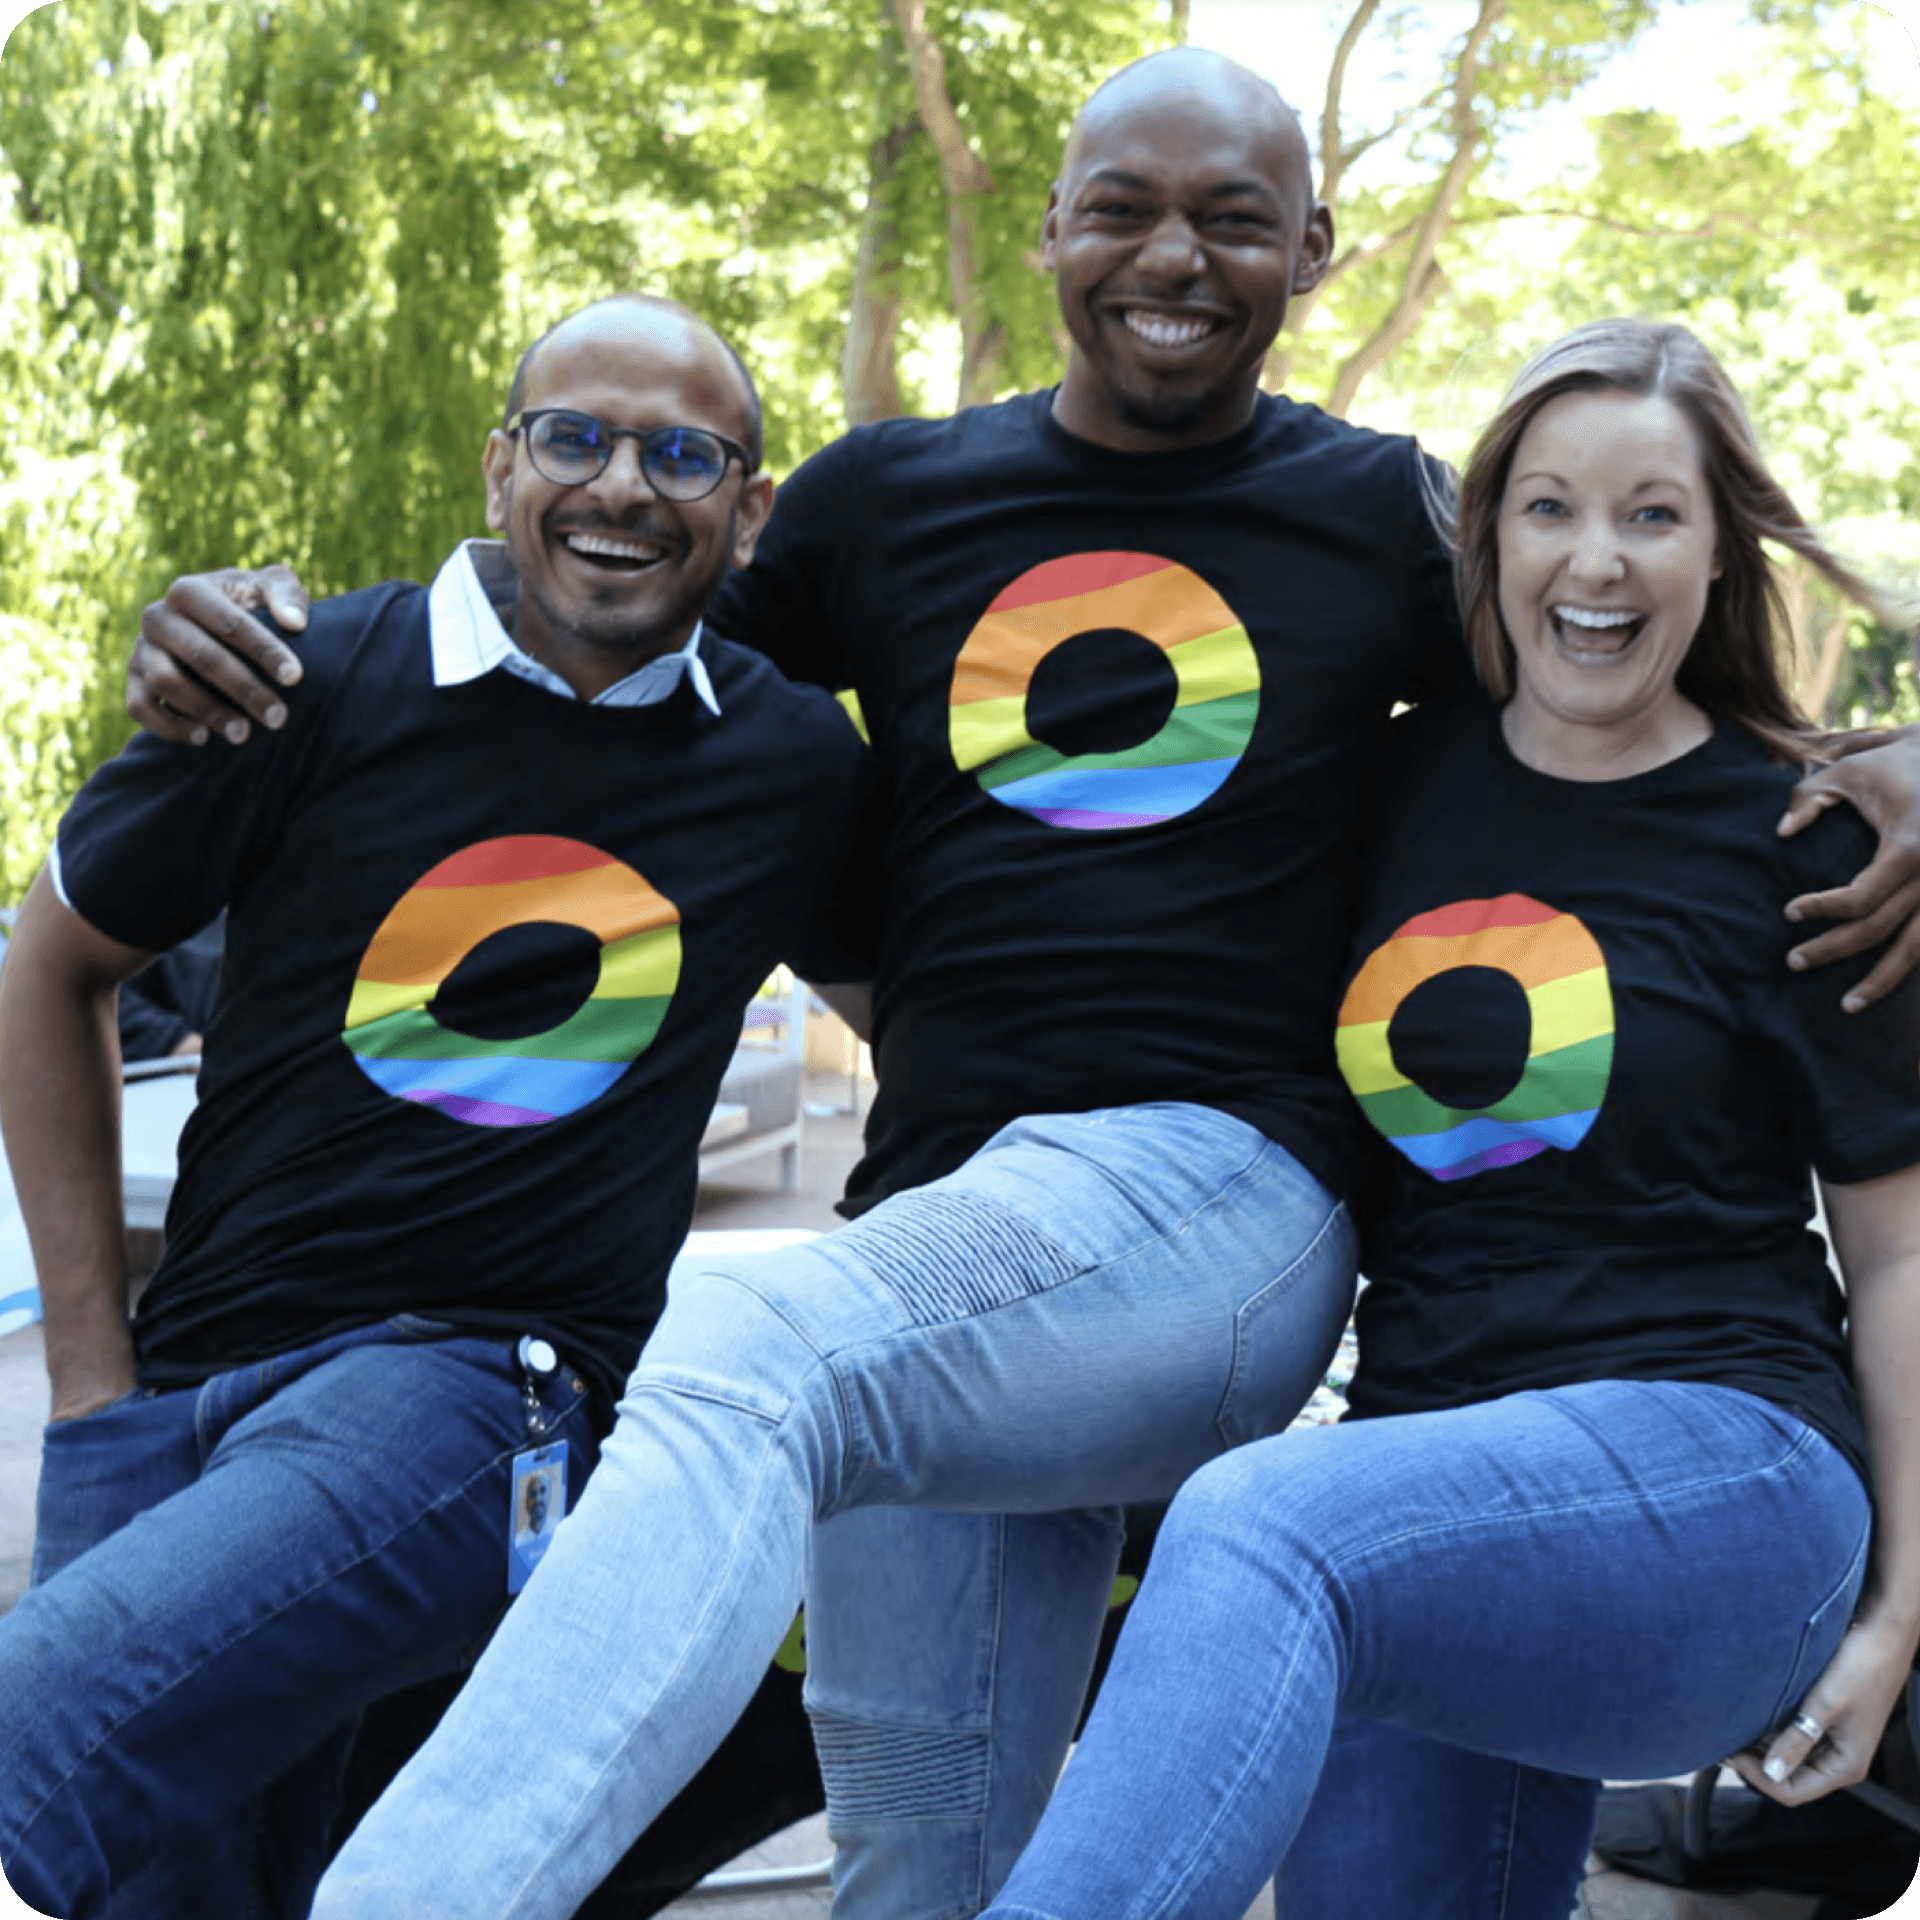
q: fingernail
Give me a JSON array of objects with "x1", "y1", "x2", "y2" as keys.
[
  {"x1": 1765, "y1": 1756, "x2": 1790, "y2": 1783},
  {"x1": 1785, "y1": 905, "x2": 1803, "y2": 923},
  {"x1": 1787, "y1": 951, "x2": 1808, "y2": 971},
  {"x1": 276, "y1": 658, "x2": 301, "y2": 680},
  {"x1": 1843, "y1": 995, "x2": 1864, "y2": 1014},
  {"x1": 264, "y1": 703, "x2": 287, "y2": 730},
  {"x1": 224, "y1": 719, "x2": 250, "y2": 744},
  {"x1": 189, "y1": 727, "x2": 209, "y2": 747}
]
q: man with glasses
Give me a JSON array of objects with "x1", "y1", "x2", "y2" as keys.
[{"x1": 0, "y1": 293, "x2": 872, "y2": 1920}]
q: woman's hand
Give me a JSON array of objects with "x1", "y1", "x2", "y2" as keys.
[
  {"x1": 130, "y1": 565, "x2": 311, "y2": 745},
  {"x1": 1725, "y1": 1614, "x2": 1915, "y2": 1806}
]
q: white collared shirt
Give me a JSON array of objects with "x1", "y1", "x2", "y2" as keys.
[{"x1": 427, "y1": 539, "x2": 722, "y2": 716}]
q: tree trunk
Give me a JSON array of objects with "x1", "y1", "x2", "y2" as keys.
[
  {"x1": 888, "y1": 0, "x2": 1005, "y2": 409},
  {"x1": 1323, "y1": 0, "x2": 1505, "y2": 418},
  {"x1": 841, "y1": 118, "x2": 916, "y2": 424},
  {"x1": 1169, "y1": 0, "x2": 1191, "y2": 43}
]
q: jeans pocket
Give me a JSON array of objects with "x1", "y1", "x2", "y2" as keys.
[
  {"x1": 388, "y1": 1312, "x2": 460, "y2": 1340},
  {"x1": 43, "y1": 1385, "x2": 155, "y2": 1433},
  {"x1": 1761, "y1": 1520, "x2": 1872, "y2": 1734},
  {"x1": 1215, "y1": 1201, "x2": 1357, "y2": 1451}
]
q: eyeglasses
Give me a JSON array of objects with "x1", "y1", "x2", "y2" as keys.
[{"x1": 505, "y1": 409, "x2": 756, "y2": 501}]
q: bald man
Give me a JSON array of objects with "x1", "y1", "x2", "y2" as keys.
[
  {"x1": 0, "y1": 295, "x2": 872, "y2": 1920},
  {"x1": 131, "y1": 48, "x2": 1920, "y2": 1920}
]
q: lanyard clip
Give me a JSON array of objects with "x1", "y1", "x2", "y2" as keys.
[{"x1": 516, "y1": 1334, "x2": 558, "y2": 1439}]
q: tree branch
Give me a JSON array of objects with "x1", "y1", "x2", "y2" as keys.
[{"x1": 1324, "y1": 0, "x2": 1505, "y2": 418}]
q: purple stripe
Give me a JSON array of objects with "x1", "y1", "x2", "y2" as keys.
[
  {"x1": 1024, "y1": 804, "x2": 1170, "y2": 830},
  {"x1": 403, "y1": 1087, "x2": 554, "y2": 1128},
  {"x1": 1431, "y1": 1137, "x2": 1547, "y2": 1182}
]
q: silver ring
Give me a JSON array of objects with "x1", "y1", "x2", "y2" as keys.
[{"x1": 1790, "y1": 1712, "x2": 1825, "y2": 1743}]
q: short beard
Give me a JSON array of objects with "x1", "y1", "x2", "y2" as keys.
[{"x1": 1111, "y1": 380, "x2": 1227, "y2": 438}]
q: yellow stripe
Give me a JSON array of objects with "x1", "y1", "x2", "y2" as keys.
[
  {"x1": 346, "y1": 977, "x2": 432, "y2": 1032},
  {"x1": 1335, "y1": 1020, "x2": 1404, "y2": 1096},
  {"x1": 592, "y1": 927, "x2": 682, "y2": 1001},
  {"x1": 1335, "y1": 963, "x2": 1613, "y2": 1098},
  {"x1": 1167, "y1": 625, "x2": 1258, "y2": 708},
  {"x1": 1526, "y1": 967, "x2": 1613, "y2": 1056},
  {"x1": 949, "y1": 694, "x2": 1037, "y2": 773}
]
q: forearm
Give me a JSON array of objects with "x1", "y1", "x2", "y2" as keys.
[
  {"x1": 1844, "y1": 1253, "x2": 1920, "y2": 1644},
  {"x1": 0, "y1": 870, "x2": 150, "y2": 1416}
]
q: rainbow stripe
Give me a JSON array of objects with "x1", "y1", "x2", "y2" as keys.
[
  {"x1": 949, "y1": 552, "x2": 1260, "y2": 830},
  {"x1": 343, "y1": 836, "x2": 681, "y2": 1128},
  {"x1": 1337, "y1": 894, "x2": 1614, "y2": 1182}
]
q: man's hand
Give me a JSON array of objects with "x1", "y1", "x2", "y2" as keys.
[
  {"x1": 1724, "y1": 1614, "x2": 1915, "y2": 1807},
  {"x1": 132, "y1": 566, "x2": 311, "y2": 746},
  {"x1": 47, "y1": 1342, "x2": 138, "y2": 1425},
  {"x1": 1781, "y1": 729, "x2": 1920, "y2": 1010}
]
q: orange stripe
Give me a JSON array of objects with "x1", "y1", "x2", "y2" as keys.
[
  {"x1": 952, "y1": 566, "x2": 1238, "y2": 707},
  {"x1": 1339, "y1": 923, "x2": 1606, "y2": 1026},
  {"x1": 360, "y1": 867, "x2": 678, "y2": 987}
]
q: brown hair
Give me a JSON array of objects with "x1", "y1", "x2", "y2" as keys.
[{"x1": 1439, "y1": 318, "x2": 1913, "y2": 766}]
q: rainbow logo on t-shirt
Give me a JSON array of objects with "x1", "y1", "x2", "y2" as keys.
[
  {"x1": 1336, "y1": 894, "x2": 1614, "y2": 1182},
  {"x1": 342, "y1": 835, "x2": 681, "y2": 1128},
  {"x1": 948, "y1": 551, "x2": 1260, "y2": 830}
]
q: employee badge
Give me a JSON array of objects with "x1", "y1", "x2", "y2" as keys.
[{"x1": 507, "y1": 1441, "x2": 568, "y2": 1594}]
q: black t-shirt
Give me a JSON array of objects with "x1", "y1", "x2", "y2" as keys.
[
  {"x1": 1334, "y1": 699, "x2": 1920, "y2": 1485},
  {"x1": 710, "y1": 389, "x2": 1471, "y2": 1207},
  {"x1": 57, "y1": 581, "x2": 873, "y2": 1409}
]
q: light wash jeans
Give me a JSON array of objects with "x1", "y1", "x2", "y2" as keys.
[
  {"x1": 0, "y1": 1318, "x2": 599, "y2": 1920},
  {"x1": 312, "y1": 1103, "x2": 1357, "y2": 1920},
  {"x1": 979, "y1": 1380, "x2": 1872, "y2": 1920}
]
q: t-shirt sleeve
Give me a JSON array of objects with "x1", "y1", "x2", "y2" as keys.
[
  {"x1": 1397, "y1": 443, "x2": 1475, "y2": 708},
  {"x1": 707, "y1": 435, "x2": 866, "y2": 692},
  {"x1": 1766, "y1": 807, "x2": 1920, "y2": 1183},
  {"x1": 55, "y1": 612, "x2": 329, "y2": 952},
  {"x1": 779, "y1": 717, "x2": 885, "y2": 985}
]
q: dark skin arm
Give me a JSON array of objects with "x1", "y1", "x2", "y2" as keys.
[
  {"x1": 132, "y1": 569, "x2": 1920, "y2": 1007},
  {"x1": 0, "y1": 869, "x2": 158, "y2": 1420}
]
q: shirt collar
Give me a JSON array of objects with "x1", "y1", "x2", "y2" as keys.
[{"x1": 426, "y1": 539, "x2": 721, "y2": 715}]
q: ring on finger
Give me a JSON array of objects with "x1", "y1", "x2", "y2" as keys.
[{"x1": 1790, "y1": 1712, "x2": 1825, "y2": 1744}]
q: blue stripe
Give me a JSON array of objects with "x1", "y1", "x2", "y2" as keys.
[
  {"x1": 991, "y1": 758, "x2": 1236, "y2": 817},
  {"x1": 1390, "y1": 1108, "x2": 1600, "y2": 1172},
  {"x1": 0, "y1": 1286, "x2": 42, "y2": 1334},
  {"x1": 353, "y1": 1052, "x2": 627, "y2": 1114}
]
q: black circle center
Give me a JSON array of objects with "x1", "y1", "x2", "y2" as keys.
[
  {"x1": 1025, "y1": 628, "x2": 1178, "y2": 759},
  {"x1": 434, "y1": 921, "x2": 602, "y2": 1041},
  {"x1": 1386, "y1": 966, "x2": 1532, "y2": 1113}
]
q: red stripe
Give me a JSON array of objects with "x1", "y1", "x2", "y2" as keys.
[
  {"x1": 986, "y1": 551, "x2": 1173, "y2": 613},
  {"x1": 1397, "y1": 894, "x2": 1562, "y2": 940},
  {"x1": 417, "y1": 836, "x2": 615, "y2": 889}
]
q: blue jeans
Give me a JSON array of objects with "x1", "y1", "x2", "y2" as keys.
[
  {"x1": 311, "y1": 1103, "x2": 1358, "y2": 1920},
  {"x1": 978, "y1": 1380, "x2": 1872, "y2": 1920},
  {"x1": 0, "y1": 1317, "x2": 599, "y2": 1920}
]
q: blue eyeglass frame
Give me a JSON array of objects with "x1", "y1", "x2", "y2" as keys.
[{"x1": 505, "y1": 409, "x2": 757, "y2": 500}]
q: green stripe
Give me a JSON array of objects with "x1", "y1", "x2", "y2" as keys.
[
  {"x1": 979, "y1": 691, "x2": 1258, "y2": 791},
  {"x1": 349, "y1": 996, "x2": 671, "y2": 1064},
  {"x1": 1356, "y1": 1034, "x2": 1615, "y2": 1138}
]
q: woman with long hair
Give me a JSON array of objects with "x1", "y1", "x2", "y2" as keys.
[{"x1": 978, "y1": 319, "x2": 1920, "y2": 1919}]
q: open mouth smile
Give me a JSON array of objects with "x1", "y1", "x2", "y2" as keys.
[
  {"x1": 1117, "y1": 307, "x2": 1227, "y2": 352},
  {"x1": 1550, "y1": 603, "x2": 1648, "y2": 656},
  {"x1": 562, "y1": 530, "x2": 676, "y2": 575}
]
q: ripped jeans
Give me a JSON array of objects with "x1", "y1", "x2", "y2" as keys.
[{"x1": 311, "y1": 1102, "x2": 1358, "y2": 1920}]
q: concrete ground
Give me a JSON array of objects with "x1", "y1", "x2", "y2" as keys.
[{"x1": 0, "y1": 1070, "x2": 1854, "y2": 1918}]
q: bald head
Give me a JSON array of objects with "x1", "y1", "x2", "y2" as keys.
[
  {"x1": 1063, "y1": 49, "x2": 1314, "y2": 221},
  {"x1": 505, "y1": 294, "x2": 762, "y2": 467}
]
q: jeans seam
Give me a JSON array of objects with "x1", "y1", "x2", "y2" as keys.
[
  {"x1": 1492, "y1": 1758, "x2": 1521, "y2": 1919},
  {"x1": 17, "y1": 1386, "x2": 590, "y2": 1841}
]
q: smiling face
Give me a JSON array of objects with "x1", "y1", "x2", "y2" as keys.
[
  {"x1": 1496, "y1": 388, "x2": 1722, "y2": 775},
  {"x1": 482, "y1": 301, "x2": 773, "y2": 699},
  {"x1": 1042, "y1": 53, "x2": 1332, "y2": 452}
]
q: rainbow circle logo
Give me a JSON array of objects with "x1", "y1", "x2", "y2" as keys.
[
  {"x1": 1336, "y1": 894, "x2": 1615, "y2": 1182},
  {"x1": 947, "y1": 551, "x2": 1260, "y2": 830},
  {"x1": 342, "y1": 835, "x2": 680, "y2": 1128}
]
